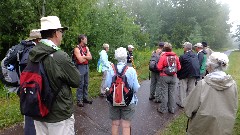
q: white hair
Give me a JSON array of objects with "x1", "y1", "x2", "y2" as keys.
[
  {"x1": 207, "y1": 52, "x2": 229, "y2": 71},
  {"x1": 115, "y1": 47, "x2": 127, "y2": 63}
]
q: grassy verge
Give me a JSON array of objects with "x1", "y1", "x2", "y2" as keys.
[
  {"x1": 0, "y1": 47, "x2": 153, "y2": 130},
  {"x1": 159, "y1": 50, "x2": 240, "y2": 135}
]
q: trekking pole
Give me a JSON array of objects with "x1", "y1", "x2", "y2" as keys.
[
  {"x1": 186, "y1": 119, "x2": 189, "y2": 134},
  {"x1": 131, "y1": 57, "x2": 139, "y2": 81},
  {"x1": 149, "y1": 71, "x2": 151, "y2": 80}
]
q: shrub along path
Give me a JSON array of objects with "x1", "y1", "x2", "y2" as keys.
[{"x1": 0, "y1": 80, "x2": 182, "y2": 135}]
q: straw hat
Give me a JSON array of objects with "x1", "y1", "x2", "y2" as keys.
[
  {"x1": 40, "y1": 16, "x2": 68, "y2": 31},
  {"x1": 25, "y1": 29, "x2": 41, "y2": 41}
]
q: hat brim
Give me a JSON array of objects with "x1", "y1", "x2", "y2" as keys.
[
  {"x1": 25, "y1": 37, "x2": 39, "y2": 41},
  {"x1": 39, "y1": 26, "x2": 69, "y2": 31}
]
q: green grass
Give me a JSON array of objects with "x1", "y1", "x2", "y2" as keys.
[{"x1": 158, "y1": 50, "x2": 240, "y2": 135}]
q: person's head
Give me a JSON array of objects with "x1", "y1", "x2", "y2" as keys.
[
  {"x1": 39, "y1": 16, "x2": 68, "y2": 46},
  {"x1": 202, "y1": 41, "x2": 208, "y2": 47},
  {"x1": 78, "y1": 34, "x2": 87, "y2": 45},
  {"x1": 193, "y1": 43, "x2": 203, "y2": 52},
  {"x1": 128, "y1": 45, "x2": 134, "y2": 51},
  {"x1": 103, "y1": 43, "x2": 109, "y2": 52},
  {"x1": 158, "y1": 42, "x2": 164, "y2": 49},
  {"x1": 26, "y1": 29, "x2": 42, "y2": 44},
  {"x1": 163, "y1": 42, "x2": 172, "y2": 52},
  {"x1": 182, "y1": 42, "x2": 192, "y2": 52},
  {"x1": 206, "y1": 52, "x2": 229, "y2": 73},
  {"x1": 115, "y1": 47, "x2": 127, "y2": 63}
]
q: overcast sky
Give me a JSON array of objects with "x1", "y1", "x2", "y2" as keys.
[{"x1": 216, "y1": 0, "x2": 240, "y2": 32}]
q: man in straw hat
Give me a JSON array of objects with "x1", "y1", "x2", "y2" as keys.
[{"x1": 29, "y1": 16, "x2": 80, "y2": 135}]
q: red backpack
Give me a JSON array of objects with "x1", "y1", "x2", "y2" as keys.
[
  {"x1": 18, "y1": 56, "x2": 60, "y2": 117},
  {"x1": 107, "y1": 64, "x2": 133, "y2": 106}
]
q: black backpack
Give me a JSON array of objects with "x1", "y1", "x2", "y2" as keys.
[
  {"x1": 107, "y1": 64, "x2": 133, "y2": 106},
  {"x1": 18, "y1": 55, "x2": 60, "y2": 117},
  {"x1": 18, "y1": 44, "x2": 35, "y2": 72},
  {"x1": 149, "y1": 51, "x2": 161, "y2": 72},
  {"x1": 3, "y1": 43, "x2": 24, "y2": 67}
]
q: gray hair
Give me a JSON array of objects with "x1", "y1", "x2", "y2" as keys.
[
  {"x1": 115, "y1": 47, "x2": 127, "y2": 63},
  {"x1": 183, "y1": 42, "x2": 192, "y2": 50},
  {"x1": 206, "y1": 52, "x2": 229, "y2": 71}
]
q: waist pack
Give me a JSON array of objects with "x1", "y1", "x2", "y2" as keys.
[
  {"x1": 18, "y1": 56, "x2": 60, "y2": 117},
  {"x1": 107, "y1": 64, "x2": 133, "y2": 106}
]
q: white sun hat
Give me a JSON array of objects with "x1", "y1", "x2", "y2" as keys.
[
  {"x1": 128, "y1": 45, "x2": 134, "y2": 49},
  {"x1": 25, "y1": 29, "x2": 42, "y2": 41},
  {"x1": 40, "y1": 16, "x2": 68, "y2": 31}
]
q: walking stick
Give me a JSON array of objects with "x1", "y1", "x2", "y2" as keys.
[{"x1": 131, "y1": 57, "x2": 139, "y2": 81}]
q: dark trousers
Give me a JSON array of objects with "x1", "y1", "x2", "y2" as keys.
[{"x1": 24, "y1": 116, "x2": 36, "y2": 135}]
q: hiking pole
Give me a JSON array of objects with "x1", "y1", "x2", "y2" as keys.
[
  {"x1": 186, "y1": 119, "x2": 189, "y2": 134},
  {"x1": 131, "y1": 57, "x2": 139, "y2": 81}
]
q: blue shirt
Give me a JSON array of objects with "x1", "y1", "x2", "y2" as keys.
[
  {"x1": 99, "y1": 50, "x2": 110, "y2": 72},
  {"x1": 105, "y1": 62, "x2": 140, "y2": 104}
]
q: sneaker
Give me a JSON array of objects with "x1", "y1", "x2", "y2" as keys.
[
  {"x1": 77, "y1": 100, "x2": 84, "y2": 107},
  {"x1": 153, "y1": 99, "x2": 161, "y2": 103},
  {"x1": 149, "y1": 96, "x2": 155, "y2": 100},
  {"x1": 83, "y1": 98, "x2": 93, "y2": 104}
]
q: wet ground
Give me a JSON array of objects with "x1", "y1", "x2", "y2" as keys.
[{"x1": 0, "y1": 80, "x2": 182, "y2": 135}]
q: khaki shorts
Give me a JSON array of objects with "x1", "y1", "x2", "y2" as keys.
[{"x1": 109, "y1": 104, "x2": 135, "y2": 121}]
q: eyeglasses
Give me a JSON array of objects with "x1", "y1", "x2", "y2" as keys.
[{"x1": 59, "y1": 30, "x2": 64, "y2": 34}]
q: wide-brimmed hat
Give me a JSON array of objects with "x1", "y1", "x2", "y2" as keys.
[
  {"x1": 25, "y1": 29, "x2": 42, "y2": 41},
  {"x1": 39, "y1": 16, "x2": 68, "y2": 31}
]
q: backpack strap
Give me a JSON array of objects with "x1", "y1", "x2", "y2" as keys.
[
  {"x1": 111, "y1": 64, "x2": 128, "y2": 76},
  {"x1": 119, "y1": 65, "x2": 128, "y2": 76},
  {"x1": 111, "y1": 64, "x2": 117, "y2": 75}
]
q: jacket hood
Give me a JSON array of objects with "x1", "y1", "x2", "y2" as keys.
[
  {"x1": 29, "y1": 42, "x2": 56, "y2": 62},
  {"x1": 163, "y1": 52, "x2": 177, "y2": 56},
  {"x1": 204, "y1": 71, "x2": 234, "y2": 91}
]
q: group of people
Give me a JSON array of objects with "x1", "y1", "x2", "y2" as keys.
[
  {"x1": 1, "y1": 14, "x2": 238, "y2": 135},
  {"x1": 2, "y1": 15, "x2": 139, "y2": 135},
  {"x1": 149, "y1": 41, "x2": 238, "y2": 134}
]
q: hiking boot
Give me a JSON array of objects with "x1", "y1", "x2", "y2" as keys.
[
  {"x1": 153, "y1": 99, "x2": 161, "y2": 103},
  {"x1": 157, "y1": 108, "x2": 167, "y2": 114},
  {"x1": 149, "y1": 96, "x2": 155, "y2": 100},
  {"x1": 176, "y1": 103, "x2": 184, "y2": 108},
  {"x1": 83, "y1": 98, "x2": 93, "y2": 104},
  {"x1": 77, "y1": 100, "x2": 84, "y2": 107}
]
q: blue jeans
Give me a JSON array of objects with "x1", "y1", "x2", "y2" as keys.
[{"x1": 76, "y1": 64, "x2": 89, "y2": 101}]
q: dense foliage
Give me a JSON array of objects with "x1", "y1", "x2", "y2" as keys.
[{"x1": 0, "y1": 0, "x2": 232, "y2": 68}]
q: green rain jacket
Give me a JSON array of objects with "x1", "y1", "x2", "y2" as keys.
[{"x1": 29, "y1": 41, "x2": 80, "y2": 123}]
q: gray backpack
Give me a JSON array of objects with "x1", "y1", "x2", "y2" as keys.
[{"x1": 149, "y1": 51, "x2": 161, "y2": 72}]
